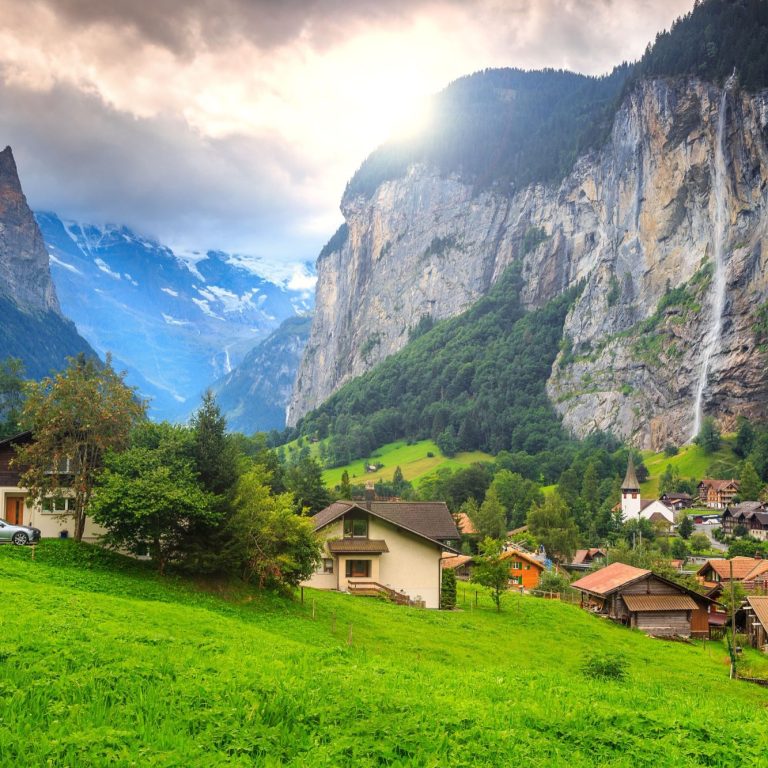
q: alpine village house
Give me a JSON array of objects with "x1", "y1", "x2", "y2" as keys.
[{"x1": 302, "y1": 493, "x2": 460, "y2": 609}]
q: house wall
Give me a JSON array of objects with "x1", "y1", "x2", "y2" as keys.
[
  {"x1": 690, "y1": 608, "x2": 710, "y2": 637},
  {"x1": 634, "y1": 610, "x2": 691, "y2": 637},
  {"x1": 507, "y1": 558, "x2": 543, "y2": 589},
  {"x1": 1, "y1": 488, "x2": 104, "y2": 540},
  {"x1": 371, "y1": 518, "x2": 443, "y2": 608}
]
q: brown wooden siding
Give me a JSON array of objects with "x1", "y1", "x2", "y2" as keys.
[
  {"x1": 636, "y1": 611, "x2": 691, "y2": 636},
  {"x1": 690, "y1": 608, "x2": 710, "y2": 637}
]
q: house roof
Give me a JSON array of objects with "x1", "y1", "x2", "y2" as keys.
[
  {"x1": 455, "y1": 512, "x2": 478, "y2": 536},
  {"x1": 662, "y1": 492, "x2": 693, "y2": 500},
  {"x1": 696, "y1": 557, "x2": 763, "y2": 580},
  {"x1": 622, "y1": 454, "x2": 640, "y2": 491},
  {"x1": 744, "y1": 560, "x2": 768, "y2": 582},
  {"x1": 571, "y1": 548, "x2": 606, "y2": 565},
  {"x1": 571, "y1": 562, "x2": 651, "y2": 596},
  {"x1": 700, "y1": 478, "x2": 739, "y2": 492},
  {"x1": 312, "y1": 500, "x2": 460, "y2": 551},
  {"x1": 747, "y1": 596, "x2": 768, "y2": 629},
  {"x1": 500, "y1": 548, "x2": 545, "y2": 570},
  {"x1": 0, "y1": 430, "x2": 33, "y2": 449},
  {"x1": 327, "y1": 539, "x2": 389, "y2": 554},
  {"x1": 622, "y1": 594, "x2": 700, "y2": 612},
  {"x1": 727, "y1": 501, "x2": 764, "y2": 516},
  {"x1": 441, "y1": 554, "x2": 473, "y2": 570}
]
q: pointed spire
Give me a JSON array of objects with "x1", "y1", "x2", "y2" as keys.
[{"x1": 622, "y1": 452, "x2": 640, "y2": 491}]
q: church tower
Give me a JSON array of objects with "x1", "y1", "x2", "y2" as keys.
[{"x1": 621, "y1": 453, "x2": 641, "y2": 520}]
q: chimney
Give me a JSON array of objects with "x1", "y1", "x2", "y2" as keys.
[{"x1": 364, "y1": 481, "x2": 375, "y2": 511}]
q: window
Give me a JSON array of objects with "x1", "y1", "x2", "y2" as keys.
[
  {"x1": 42, "y1": 496, "x2": 71, "y2": 514},
  {"x1": 343, "y1": 516, "x2": 368, "y2": 538},
  {"x1": 511, "y1": 560, "x2": 522, "y2": 569},
  {"x1": 524, "y1": 564, "x2": 531, "y2": 570},
  {"x1": 322, "y1": 558, "x2": 334, "y2": 574},
  {"x1": 345, "y1": 560, "x2": 370, "y2": 578},
  {"x1": 45, "y1": 457, "x2": 74, "y2": 474}
]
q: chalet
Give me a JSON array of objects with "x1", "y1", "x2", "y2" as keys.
[
  {"x1": 744, "y1": 596, "x2": 768, "y2": 652},
  {"x1": 569, "y1": 548, "x2": 607, "y2": 571},
  {"x1": 619, "y1": 456, "x2": 675, "y2": 525},
  {"x1": 302, "y1": 499, "x2": 460, "y2": 608},
  {"x1": 0, "y1": 431, "x2": 103, "y2": 540},
  {"x1": 571, "y1": 561, "x2": 714, "y2": 638},
  {"x1": 660, "y1": 492, "x2": 694, "y2": 510},
  {"x1": 721, "y1": 501, "x2": 768, "y2": 540},
  {"x1": 440, "y1": 553, "x2": 473, "y2": 580},
  {"x1": 501, "y1": 547, "x2": 546, "y2": 589},
  {"x1": 696, "y1": 557, "x2": 764, "y2": 588},
  {"x1": 698, "y1": 478, "x2": 740, "y2": 509}
]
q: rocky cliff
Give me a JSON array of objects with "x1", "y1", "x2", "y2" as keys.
[
  {"x1": 289, "y1": 77, "x2": 768, "y2": 448},
  {"x1": 0, "y1": 147, "x2": 61, "y2": 314},
  {"x1": 0, "y1": 146, "x2": 96, "y2": 378}
]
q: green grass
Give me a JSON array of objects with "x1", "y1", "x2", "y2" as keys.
[
  {"x1": 641, "y1": 438, "x2": 740, "y2": 497},
  {"x1": 321, "y1": 439, "x2": 492, "y2": 489},
  {"x1": 1, "y1": 540, "x2": 767, "y2": 766}
]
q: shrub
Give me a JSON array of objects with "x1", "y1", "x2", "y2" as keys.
[{"x1": 581, "y1": 652, "x2": 628, "y2": 682}]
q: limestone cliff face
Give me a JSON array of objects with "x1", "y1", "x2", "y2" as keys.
[
  {"x1": 0, "y1": 146, "x2": 61, "y2": 314},
  {"x1": 289, "y1": 78, "x2": 768, "y2": 448}
]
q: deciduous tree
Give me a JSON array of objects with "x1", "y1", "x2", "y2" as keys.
[
  {"x1": 471, "y1": 537, "x2": 511, "y2": 612},
  {"x1": 527, "y1": 491, "x2": 579, "y2": 563},
  {"x1": 15, "y1": 354, "x2": 145, "y2": 541}
]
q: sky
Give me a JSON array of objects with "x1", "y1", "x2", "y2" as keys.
[{"x1": 0, "y1": 0, "x2": 693, "y2": 280}]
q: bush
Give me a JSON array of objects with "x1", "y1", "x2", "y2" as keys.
[
  {"x1": 440, "y1": 567, "x2": 457, "y2": 610},
  {"x1": 581, "y1": 651, "x2": 628, "y2": 682}
]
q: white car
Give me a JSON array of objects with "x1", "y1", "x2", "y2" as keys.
[{"x1": 0, "y1": 518, "x2": 41, "y2": 545}]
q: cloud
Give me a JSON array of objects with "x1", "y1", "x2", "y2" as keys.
[{"x1": 0, "y1": 0, "x2": 693, "y2": 267}]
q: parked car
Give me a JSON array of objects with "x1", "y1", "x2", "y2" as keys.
[{"x1": 0, "y1": 518, "x2": 41, "y2": 545}]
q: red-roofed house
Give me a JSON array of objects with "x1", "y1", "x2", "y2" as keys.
[
  {"x1": 302, "y1": 500, "x2": 460, "y2": 608},
  {"x1": 696, "y1": 557, "x2": 764, "y2": 588},
  {"x1": 571, "y1": 562, "x2": 713, "y2": 637}
]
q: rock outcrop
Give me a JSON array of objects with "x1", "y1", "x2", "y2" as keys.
[
  {"x1": 0, "y1": 147, "x2": 61, "y2": 314},
  {"x1": 289, "y1": 78, "x2": 768, "y2": 448}
]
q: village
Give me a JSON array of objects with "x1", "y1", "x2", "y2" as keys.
[{"x1": 4, "y1": 424, "x2": 768, "y2": 665}]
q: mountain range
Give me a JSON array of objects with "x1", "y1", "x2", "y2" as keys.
[{"x1": 37, "y1": 212, "x2": 313, "y2": 424}]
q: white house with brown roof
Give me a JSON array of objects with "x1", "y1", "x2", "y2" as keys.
[{"x1": 302, "y1": 500, "x2": 460, "y2": 609}]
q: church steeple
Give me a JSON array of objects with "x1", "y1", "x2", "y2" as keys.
[
  {"x1": 622, "y1": 453, "x2": 640, "y2": 492},
  {"x1": 620, "y1": 452, "x2": 641, "y2": 520}
]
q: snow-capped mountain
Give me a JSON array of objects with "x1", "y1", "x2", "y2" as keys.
[{"x1": 37, "y1": 211, "x2": 314, "y2": 423}]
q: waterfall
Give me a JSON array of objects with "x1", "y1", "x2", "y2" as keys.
[{"x1": 690, "y1": 77, "x2": 735, "y2": 440}]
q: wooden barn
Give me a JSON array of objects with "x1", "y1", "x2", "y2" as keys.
[
  {"x1": 744, "y1": 596, "x2": 768, "y2": 652},
  {"x1": 571, "y1": 562, "x2": 714, "y2": 638}
]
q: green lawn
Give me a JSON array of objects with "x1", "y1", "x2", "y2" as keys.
[
  {"x1": 641, "y1": 439, "x2": 739, "y2": 497},
  {"x1": 1, "y1": 541, "x2": 767, "y2": 766},
  {"x1": 322, "y1": 439, "x2": 493, "y2": 490}
]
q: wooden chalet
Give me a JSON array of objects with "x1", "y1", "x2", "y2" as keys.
[
  {"x1": 660, "y1": 492, "x2": 694, "y2": 510},
  {"x1": 744, "y1": 596, "x2": 768, "y2": 653},
  {"x1": 696, "y1": 557, "x2": 765, "y2": 588},
  {"x1": 571, "y1": 562, "x2": 714, "y2": 638},
  {"x1": 698, "y1": 478, "x2": 740, "y2": 509},
  {"x1": 721, "y1": 501, "x2": 768, "y2": 540},
  {"x1": 440, "y1": 553, "x2": 473, "y2": 581},
  {"x1": 568, "y1": 548, "x2": 607, "y2": 571},
  {"x1": 501, "y1": 547, "x2": 546, "y2": 589}
]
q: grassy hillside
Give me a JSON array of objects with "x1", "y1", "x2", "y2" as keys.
[
  {"x1": 641, "y1": 438, "x2": 739, "y2": 497},
  {"x1": 2, "y1": 541, "x2": 767, "y2": 766},
  {"x1": 321, "y1": 439, "x2": 493, "y2": 489}
]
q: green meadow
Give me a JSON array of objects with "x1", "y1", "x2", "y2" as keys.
[
  {"x1": 641, "y1": 439, "x2": 739, "y2": 497},
  {"x1": 2, "y1": 541, "x2": 767, "y2": 767},
  {"x1": 320, "y1": 439, "x2": 493, "y2": 489}
]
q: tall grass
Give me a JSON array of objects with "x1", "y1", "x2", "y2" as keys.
[{"x1": 0, "y1": 541, "x2": 766, "y2": 766}]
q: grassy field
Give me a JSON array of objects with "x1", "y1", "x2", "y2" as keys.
[
  {"x1": 2, "y1": 541, "x2": 768, "y2": 767},
  {"x1": 640, "y1": 439, "x2": 739, "y2": 497},
  {"x1": 321, "y1": 439, "x2": 493, "y2": 490}
]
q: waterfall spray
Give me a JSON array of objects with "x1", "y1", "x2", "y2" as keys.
[{"x1": 691, "y1": 75, "x2": 736, "y2": 440}]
